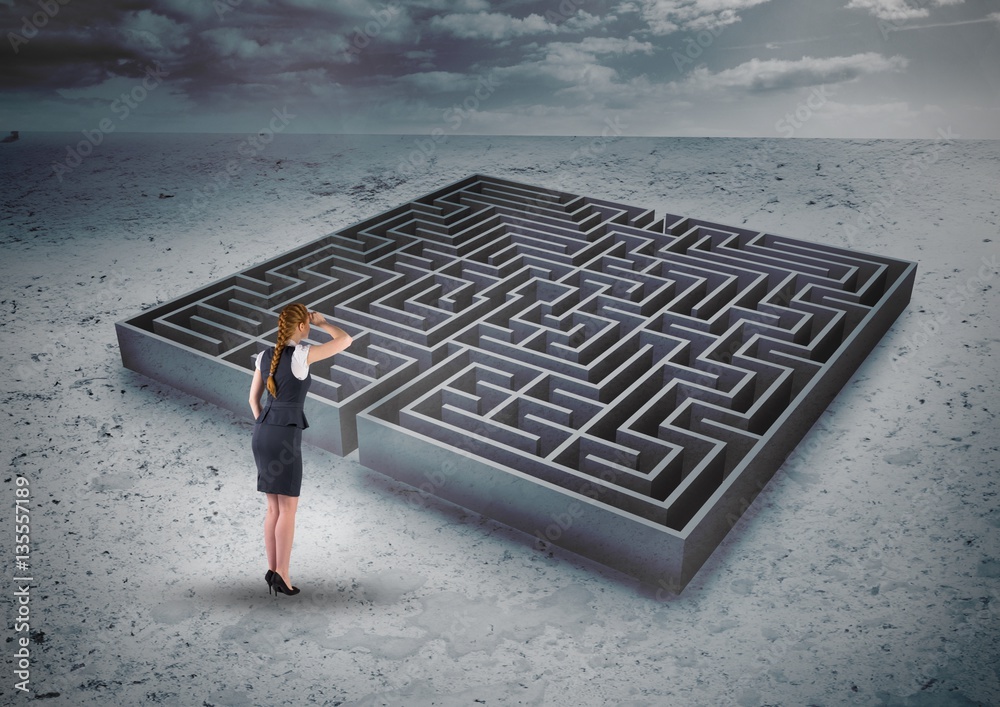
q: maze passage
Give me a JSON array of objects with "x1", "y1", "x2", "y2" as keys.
[{"x1": 117, "y1": 174, "x2": 915, "y2": 591}]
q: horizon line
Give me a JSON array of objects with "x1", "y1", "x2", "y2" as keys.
[{"x1": 0, "y1": 129, "x2": 991, "y2": 141}]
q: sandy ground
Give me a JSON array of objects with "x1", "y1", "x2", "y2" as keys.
[{"x1": 0, "y1": 133, "x2": 998, "y2": 706}]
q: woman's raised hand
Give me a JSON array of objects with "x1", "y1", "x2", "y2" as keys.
[{"x1": 308, "y1": 310, "x2": 327, "y2": 326}]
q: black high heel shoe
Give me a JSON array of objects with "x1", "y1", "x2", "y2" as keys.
[
  {"x1": 265, "y1": 570, "x2": 275, "y2": 594},
  {"x1": 271, "y1": 572, "x2": 300, "y2": 596}
]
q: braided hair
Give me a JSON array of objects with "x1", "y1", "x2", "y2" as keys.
[{"x1": 266, "y1": 302, "x2": 309, "y2": 398}]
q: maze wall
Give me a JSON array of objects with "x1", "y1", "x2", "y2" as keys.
[{"x1": 116, "y1": 174, "x2": 916, "y2": 592}]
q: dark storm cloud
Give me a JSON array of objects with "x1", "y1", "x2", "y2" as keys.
[
  {"x1": 2, "y1": 0, "x2": 995, "y2": 137},
  {"x1": 0, "y1": 0, "x2": 623, "y2": 98},
  {"x1": 2, "y1": 3, "x2": 170, "y2": 90},
  {"x1": 2, "y1": 0, "x2": 412, "y2": 101}
]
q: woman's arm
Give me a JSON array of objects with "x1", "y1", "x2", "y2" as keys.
[
  {"x1": 249, "y1": 366, "x2": 265, "y2": 419},
  {"x1": 306, "y1": 313, "x2": 353, "y2": 365}
]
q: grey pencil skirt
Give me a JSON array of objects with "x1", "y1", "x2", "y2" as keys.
[{"x1": 252, "y1": 422, "x2": 303, "y2": 497}]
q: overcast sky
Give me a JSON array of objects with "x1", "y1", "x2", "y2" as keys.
[{"x1": 2, "y1": 0, "x2": 998, "y2": 137}]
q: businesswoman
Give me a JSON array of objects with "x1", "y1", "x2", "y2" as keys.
[{"x1": 248, "y1": 303, "x2": 352, "y2": 596}]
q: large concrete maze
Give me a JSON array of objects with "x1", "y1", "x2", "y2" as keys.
[{"x1": 117, "y1": 174, "x2": 915, "y2": 591}]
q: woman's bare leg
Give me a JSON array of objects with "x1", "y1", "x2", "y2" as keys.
[
  {"x1": 264, "y1": 493, "x2": 280, "y2": 572},
  {"x1": 274, "y1": 493, "x2": 299, "y2": 587}
]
